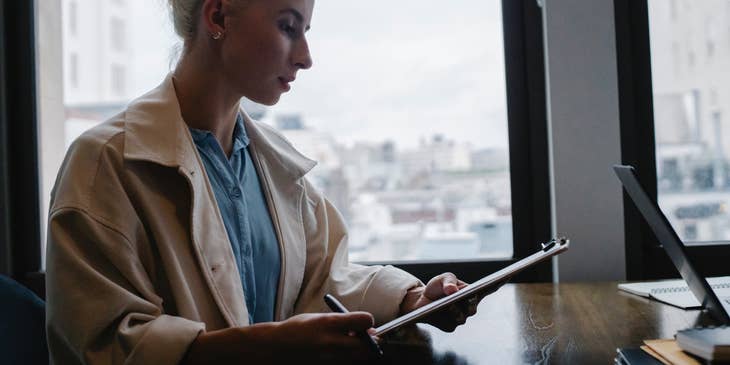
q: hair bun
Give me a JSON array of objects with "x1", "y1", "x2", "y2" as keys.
[{"x1": 168, "y1": 0, "x2": 203, "y2": 40}]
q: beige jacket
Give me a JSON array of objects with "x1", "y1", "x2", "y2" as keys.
[{"x1": 45, "y1": 75, "x2": 421, "y2": 365}]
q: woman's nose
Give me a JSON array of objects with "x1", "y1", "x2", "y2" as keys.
[{"x1": 294, "y1": 39, "x2": 313, "y2": 70}]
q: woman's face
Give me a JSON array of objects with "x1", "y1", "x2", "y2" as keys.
[{"x1": 221, "y1": 0, "x2": 314, "y2": 105}]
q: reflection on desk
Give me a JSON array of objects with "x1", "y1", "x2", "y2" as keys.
[{"x1": 378, "y1": 282, "x2": 717, "y2": 365}]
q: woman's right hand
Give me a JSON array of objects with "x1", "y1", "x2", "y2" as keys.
[{"x1": 181, "y1": 312, "x2": 378, "y2": 365}]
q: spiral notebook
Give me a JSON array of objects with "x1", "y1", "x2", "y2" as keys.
[{"x1": 618, "y1": 276, "x2": 730, "y2": 309}]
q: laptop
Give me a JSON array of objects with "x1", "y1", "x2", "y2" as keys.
[{"x1": 613, "y1": 164, "x2": 730, "y2": 324}]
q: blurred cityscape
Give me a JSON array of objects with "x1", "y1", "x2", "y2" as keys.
[
  {"x1": 56, "y1": 0, "x2": 514, "y2": 262},
  {"x1": 261, "y1": 114, "x2": 513, "y2": 262},
  {"x1": 65, "y1": 104, "x2": 514, "y2": 263},
  {"x1": 51, "y1": 0, "x2": 730, "y2": 263},
  {"x1": 649, "y1": 0, "x2": 730, "y2": 243}
]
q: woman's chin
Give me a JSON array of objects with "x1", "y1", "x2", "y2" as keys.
[{"x1": 247, "y1": 93, "x2": 281, "y2": 107}]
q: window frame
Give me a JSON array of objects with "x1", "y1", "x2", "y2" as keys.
[
  {"x1": 615, "y1": 0, "x2": 730, "y2": 280},
  {"x1": 0, "y1": 0, "x2": 44, "y2": 295},
  {"x1": 0, "y1": 0, "x2": 8, "y2": 277},
  {"x1": 362, "y1": 0, "x2": 552, "y2": 284},
  {"x1": 2, "y1": 0, "x2": 552, "y2": 288}
]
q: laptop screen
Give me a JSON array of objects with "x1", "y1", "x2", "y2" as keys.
[{"x1": 613, "y1": 165, "x2": 730, "y2": 324}]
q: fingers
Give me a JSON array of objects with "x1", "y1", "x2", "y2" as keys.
[
  {"x1": 425, "y1": 299, "x2": 478, "y2": 333},
  {"x1": 281, "y1": 313, "x2": 379, "y2": 363},
  {"x1": 450, "y1": 303, "x2": 467, "y2": 325},
  {"x1": 442, "y1": 272, "x2": 460, "y2": 295},
  {"x1": 463, "y1": 296, "x2": 479, "y2": 316},
  {"x1": 467, "y1": 302, "x2": 478, "y2": 316},
  {"x1": 318, "y1": 313, "x2": 378, "y2": 359},
  {"x1": 325, "y1": 311, "x2": 374, "y2": 332},
  {"x1": 425, "y1": 272, "x2": 461, "y2": 300},
  {"x1": 427, "y1": 305, "x2": 464, "y2": 333}
]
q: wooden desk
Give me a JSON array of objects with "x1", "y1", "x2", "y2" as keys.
[{"x1": 380, "y1": 282, "x2": 717, "y2": 364}]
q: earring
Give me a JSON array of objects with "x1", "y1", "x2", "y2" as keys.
[{"x1": 211, "y1": 31, "x2": 224, "y2": 40}]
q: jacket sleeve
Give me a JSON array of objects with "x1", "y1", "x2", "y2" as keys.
[
  {"x1": 293, "y1": 179, "x2": 423, "y2": 326},
  {"x1": 46, "y1": 207, "x2": 205, "y2": 365}
]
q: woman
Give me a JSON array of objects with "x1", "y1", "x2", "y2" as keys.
[{"x1": 45, "y1": 0, "x2": 480, "y2": 363}]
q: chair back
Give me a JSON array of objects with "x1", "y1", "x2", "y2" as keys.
[{"x1": 0, "y1": 275, "x2": 48, "y2": 365}]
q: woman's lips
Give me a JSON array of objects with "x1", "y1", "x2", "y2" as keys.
[{"x1": 278, "y1": 77, "x2": 294, "y2": 91}]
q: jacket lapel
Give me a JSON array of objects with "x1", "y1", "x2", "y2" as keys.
[
  {"x1": 122, "y1": 75, "x2": 249, "y2": 327},
  {"x1": 121, "y1": 74, "x2": 319, "y2": 325},
  {"x1": 242, "y1": 113, "x2": 317, "y2": 320}
]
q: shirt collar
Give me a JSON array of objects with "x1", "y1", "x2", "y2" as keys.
[
  {"x1": 188, "y1": 113, "x2": 250, "y2": 154},
  {"x1": 123, "y1": 74, "x2": 317, "y2": 180},
  {"x1": 232, "y1": 113, "x2": 251, "y2": 152},
  {"x1": 188, "y1": 126, "x2": 212, "y2": 144}
]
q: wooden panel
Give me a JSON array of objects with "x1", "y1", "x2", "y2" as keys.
[{"x1": 380, "y1": 282, "x2": 717, "y2": 364}]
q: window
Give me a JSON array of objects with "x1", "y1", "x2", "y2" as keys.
[
  {"x1": 110, "y1": 17, "x2": 126, "y2": 52},
  {"x1": 269, "y1": 0, "x2": 515, "y2": 262},
  {"x1": 32, "y1": 0, "x2": 550, "y2": 282},
  {"x1": 648, "y1": 0, "x2": 730, "y2": 245},
  {"x1": 1, "y1": 0, "x2": 44, "y2": 284},
  {"x1": 110, "y1": 64, "x2": 126, "y2": 96},
  {"x1": 69, "y1": 53, "x2": 78, "y2": 89},
  {"x1": 38, "y1": 0, "x2": 178, "y2": 261},
  {"x1": 68, "y1": 1, "x2": 77, "y2": 37},
  {"x1": 616, "y1": 0, "x2": 730, "y2": 280}
]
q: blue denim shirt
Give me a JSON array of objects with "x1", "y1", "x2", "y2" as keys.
[{"x1": 189, "y1": 115, "x2": 281, "y2": 324}]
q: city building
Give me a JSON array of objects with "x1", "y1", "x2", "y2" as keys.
[
  {"x1": 649, "y1": 0, "x2": 730, "y2": 241},
  {"x1": 62, "y1": 0, "x2": 134, "y2": 105}
]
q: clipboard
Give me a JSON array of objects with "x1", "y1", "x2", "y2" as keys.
[{"x1": 374, "y1": 237, "x2": 570, "y2": 336}]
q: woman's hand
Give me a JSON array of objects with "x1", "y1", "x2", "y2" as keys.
[
  {"x1": 181, "y1": 312, "x2": 379, "y2": 365},
  {"x1": 264, "y1": 312, "x2": 379, "y2": 362},
  {"x1": 399, "y1": 272, "x2": 489, "y2": 332}
]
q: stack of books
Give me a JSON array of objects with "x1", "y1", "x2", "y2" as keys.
[
  {"x1": 677, "y1": 326, "x2": 730, "y2": 363},
  {"x1": 615, "y1": 327, "x2": 730, "y2": 364}
]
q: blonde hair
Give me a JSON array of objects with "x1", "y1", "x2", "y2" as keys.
[
  {"x1": 168, "y1": 0, "x2": 204, "y2": 40},
  {"x1": 168, "y1": 0, "x2": 250, "y2": 41}
]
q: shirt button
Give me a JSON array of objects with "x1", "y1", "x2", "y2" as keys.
[{"x1": 231, "y1": 187, "x2": 242, "y2": 198}]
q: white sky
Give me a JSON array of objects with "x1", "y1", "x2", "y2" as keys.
[{"x1": 129, "y1": 0, "x2": 509, "y2": 150}]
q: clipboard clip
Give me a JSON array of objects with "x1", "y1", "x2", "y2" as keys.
[{"x1": 542, "y1": 236, "x2": 568, "y2": 252}]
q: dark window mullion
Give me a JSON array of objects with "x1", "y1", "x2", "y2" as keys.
[
  {"x1": 0, "y1": 0, "x2": 43, "y2": 282},
  {"x1": 0, "y1": 0, "x2": 10, "y2": 276},
  {"x1": 615, "y1": 0, "x2": 661, "y2": 280},
  {"x1": 504, "y1": 0, "x2": 551, "y2": 282}
]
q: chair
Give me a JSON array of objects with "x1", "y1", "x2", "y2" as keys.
[{"x1": 0, "y1": 274, "x2": 48, "y2": 365}]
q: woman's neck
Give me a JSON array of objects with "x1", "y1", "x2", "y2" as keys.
[{"x1": 172, "y1": 50, "x2": 241, "y2": 156}]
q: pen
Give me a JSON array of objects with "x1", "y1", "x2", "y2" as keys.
[{"x1": 323, "y1": 294, "x2": 383, "y2": 357}]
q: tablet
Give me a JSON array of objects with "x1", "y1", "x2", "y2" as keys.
[{"x1": 374, "y1": 237, "x2": 570, "y2": 336}]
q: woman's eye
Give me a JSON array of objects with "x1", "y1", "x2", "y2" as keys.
[{"x1": 279, "y1": 22, "x2": 297, "y2": 37}]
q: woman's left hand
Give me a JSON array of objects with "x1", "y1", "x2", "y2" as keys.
[{"x1": 399, "y1": 272, "x2": 486, "y2": 332}]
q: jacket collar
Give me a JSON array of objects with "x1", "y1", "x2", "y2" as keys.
[{"x1": 123, "y1": 74, "x2": 317, "y2": 180}]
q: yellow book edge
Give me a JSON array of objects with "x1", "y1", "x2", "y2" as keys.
[{"x1": 644, "y1": 339, "x2": 701, "y2": 365}]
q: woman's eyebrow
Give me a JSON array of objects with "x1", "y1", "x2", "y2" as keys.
[{"x1": 279, "y1": 8, "x2": 311, "y2": 30}]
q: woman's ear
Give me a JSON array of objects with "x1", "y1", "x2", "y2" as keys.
[{"x1": 200, "y1": 0, "x2": 226, "y2": 39}]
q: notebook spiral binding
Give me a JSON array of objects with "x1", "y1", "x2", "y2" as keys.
[
  {"x1": 684, "y1": 325, "x2": 728, "y2": 330},
  {"x1": 650, "y1": 282, "x2": 730, "y2": 295}
]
